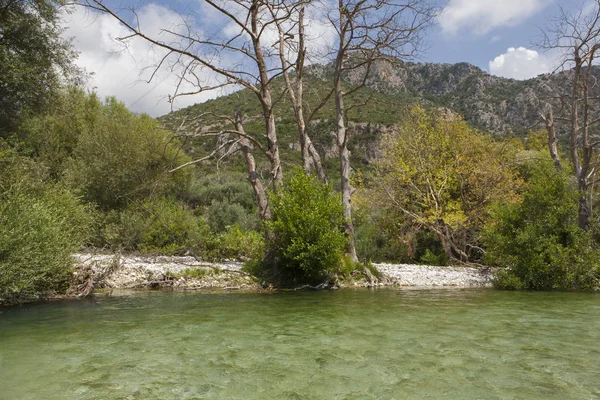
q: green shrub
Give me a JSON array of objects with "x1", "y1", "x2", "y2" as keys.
[
  {"x1": 207, "y1": 199, "x2": 259, "y2": 233},
  {"x1": 0, "y1": 154, "x2": 91, "y2": 304},
  {"x1": 334, "y1": 256, "x2": 383, "y2": 282},
  {"x1": 18, "y1": 88, "x2": 94, "y2": 180},
  {"x1": 263, "y1": 170, "x2": 347, "y2": 285},
  {"x1": 419, "y1": 248, "x2": 450, "y2": 266},
  {"x1": 337, "y1": 255, "x2": 361, "y2": 279},
  {"x1": 354, "y1": 212, "x2": 413, "y2": 263},
  {"x1": 207, "y1": 226, "x2": 265, "y2": 261},
  {"x1": 172, "y1": 268, "x2": 212, "y2": 279},
  {"x1": 483, "y1": 160, "x2": 600, "y2": 290},
  {"x1": 101, "y1": 198, "x2": 211, "y2": 255},
  {"x1": 187, "y1": 171, "x2": 257, "y2": 210}
]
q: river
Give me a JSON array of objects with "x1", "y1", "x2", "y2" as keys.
[{"x1": 1, "y1": 289, "x2": 599, "y2": 399}]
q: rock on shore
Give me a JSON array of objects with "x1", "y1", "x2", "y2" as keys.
[{"x1": 72, "y1": 254, "x2": 494, "y2": 291}]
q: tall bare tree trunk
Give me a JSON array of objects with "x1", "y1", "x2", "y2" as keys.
[
  {"x1": 251, "y1": 1, "x2": 283, "y2": 188},
  {"x1": 276, "y1": 5, "x2": 326, "y2": 182},
  {"x1": 543, "y1": 110, "x2": 562, "y2": 171},
  {"x1": 264, "y1": 106, "x2": 283, "y2": 187},
  {"x1": 334, "y1": 8, "x2": 358, "y2": 261},
  {"x1": 235, "y1": 112, "x2": 271, "y2": 220}
]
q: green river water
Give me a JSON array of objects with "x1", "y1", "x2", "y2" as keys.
[{"x1": 1, "y1": 288, "x2": 599, "y2": 400}]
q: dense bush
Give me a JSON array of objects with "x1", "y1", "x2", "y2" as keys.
[
  {"x1": 65, "y1": 97, "x2": 191, "y2": 210},
  {"x1": 354, "y1": 209, "x2": 412, "y2": 263},
  {"x1": 101, "y1": 197, "x2": 211, "y2": 255},
  {"x1": 18, "y1": 88, "x2": 94, "y2": 179},
  {"x1": 483, "y1": 160, "x2": 600, "y2": 290},
  {"x1": 263, "y1": 170, "x2": 347, "y2": 285},
  {"x1": 207, "y1": 199, "x2": 259, "y2": 233},
  {"x1": 0, "y1": 0, "x2": 79, "y2": 136},
  {"x1": 187, "y1": 171, "x2": 257, "y2": 210},
  {"x1": 205, "y1": 226, "x2": 265, "y2": 261},
  {"x1": 0, "y1": 151, "x2": 91, "y2": 304}
]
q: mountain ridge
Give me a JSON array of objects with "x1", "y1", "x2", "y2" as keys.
[
  {"x1": 162, "y1": 58, "x2": 597, "y2": 136},
  {"x1": 159, "y1": 58, "x2": 599, "y2": 173}
]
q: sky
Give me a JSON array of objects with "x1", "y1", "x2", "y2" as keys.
[{"x1": 60, "y1": 0, "x2": 586, "y2": 117}]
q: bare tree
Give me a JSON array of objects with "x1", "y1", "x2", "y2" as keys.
[
  {"x1": 269, "y1": 0, "x2": 328, "y2": 181},
  {"x1": 73, "y1": 0, "x2": 288, "y2": 188},
  {"x1": 540, "y1": 0, "x2": 600, "y2": 229},
  {"x1": 328, "y1": 0, "x2": 437, "y2": 261}
]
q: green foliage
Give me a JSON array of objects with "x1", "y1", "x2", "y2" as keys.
[
  {"x1": 263, "y1": 170, "x2": 347, "y2": 285},
  {"x1": 65, "y1": 97, "x2": 191, "y2": 210},
  {"x1": 420, "y1": 249, "x2": 449, "y2": 266},
  {"x1": 337, "y1": 256, "x2": 361, "y2": 278},
  {"x1": 0, "y1": 151, "x2": 91, "y2": 304},
  {"x1": 483, "y1": 160, "x2": 600, "y2": 290},
  {"x1": 368, "y1": 105, "x2": 521, "y2": 262},
  {"x1": 18, "y1": 88, "x2": 96, "y2": 179},
  {"x1": 336, "y1": 256, "x2": 382, "y2": 281},
  {"x1": 186, "y1": 171, "x2": 257, "y2": 210},
  {"x1": 168, "y1": 268, "x2": 212, "y2": 279},
  {"x1": 353, "y1": 209, "x2": 412, "y2": 263},
  {"x1": 205, "y1": 226, "x2": 265, "y2": 261},
  {"x1": 207, "y1": 199, "x2": 259, "y2": 233},
  {"x1": 138, "y1": 199, "x2": 208, "y2": 254},
  {"x1": 0, "y1": 0, "x2": 80, "y2": 135},
  {"x1": 98, "y1": 196, "x2": 263, "y2": 260},
  {"x1": 101, "y1": 197, "x2": 210, "y2": 255}
]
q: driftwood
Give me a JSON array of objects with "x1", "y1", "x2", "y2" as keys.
[{"x1": 74, "y1": 254, "x2": 121, "y2": 298}]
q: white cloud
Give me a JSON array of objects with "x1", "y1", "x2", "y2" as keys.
[
  {"x1": 489, "y1": 47, "x2": 553, "y2": 80},
  {"x1": 61, "y1": 3, "x2": 336, "y2": 117},
  {"x1": 62, "y1": 6, "x2": 217, "y2": 117},
  {"x1": 439, "y1": 0, "x2": 549, "y2": 35},
  {"x1": 219, "y1": 2, "x2": 335, "y2": 65},
  {"x1": 304, "y1": 5, "x2": 337, "y2": 64}
]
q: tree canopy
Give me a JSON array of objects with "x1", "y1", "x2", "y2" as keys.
[
  {"x1": 0, "y1": 0, "x2": 80, "y2": 136},
  {"x1": 370, "y1": 105, "x2": 521, "y2": 263}
]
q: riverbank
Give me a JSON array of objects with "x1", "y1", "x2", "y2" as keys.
[{"x1": 70, "y1": 253, "x2": 493, "y2": 294}]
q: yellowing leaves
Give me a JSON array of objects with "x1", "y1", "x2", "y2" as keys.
[{"x1": 368, "y1": 105, "x2": 522, "y2": 262}]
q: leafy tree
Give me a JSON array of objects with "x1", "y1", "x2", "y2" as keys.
[
  {"x1": 19, "y1": 87, "x2": 98, "y2": 179},
  {"x1": 483, "y1": 160, "x2": 600, "y2": 290},
  {"x1": 65, "y1": 96, "x2": 192, "y2": 210},
  {"x1": 264, "y1": 170, "x2": 347, "y2": 285},
  {"x1": 0, "y1": 0, "x2": 80, "y2": 136},
  {"x1": 370, "y1": 105, "x2": 521, "y2": 263}
]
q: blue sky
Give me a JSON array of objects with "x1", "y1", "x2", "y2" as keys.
[
  {"x1": 426, "y1": 0, "x2": 578, "y2": 69},
  {"x1": 61, "y1": 0, "x2": 586, "y2": 116}
]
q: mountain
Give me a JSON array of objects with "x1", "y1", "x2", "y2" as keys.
[
  {"x1": 337, "y1": 59, "x2": 599, "y2": 136},
  {"x1": 159, "y1": 59, "x2": 597, "y2": 171}
]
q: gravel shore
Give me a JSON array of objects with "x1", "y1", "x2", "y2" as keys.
[
  {"x1": 373, "y1": 263, "x2": 493, "y2": 287},
  {"x1": 73, "y1": 254, "x2": 494, "y2": 290},
  {"x1": 71, "y1": 253, "x2": 259, "y2": 291}
]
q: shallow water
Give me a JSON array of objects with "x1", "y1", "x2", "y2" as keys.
[{"x1": 1, "y1": 288, "x2": 599, "y2": 400}]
